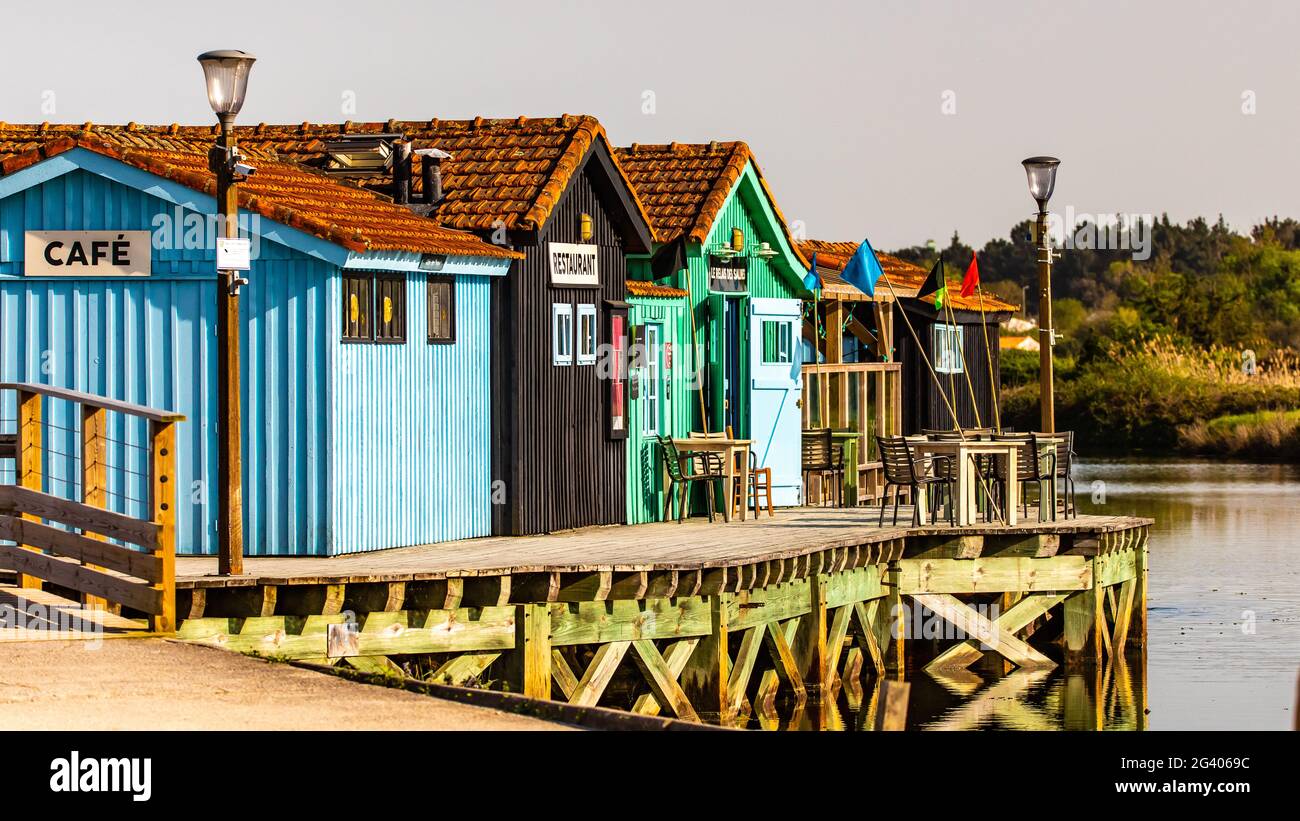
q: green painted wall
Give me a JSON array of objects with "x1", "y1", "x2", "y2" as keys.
[
  {"x1": 625, "y1": 161, "x2": 808, "y2": 522},
  {"x1": 626, "y1": 295, "x2": 694, "y2": 524}
]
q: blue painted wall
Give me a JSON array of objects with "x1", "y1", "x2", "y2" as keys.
[
  {"x1": 327, "y1": 270, "x2": 494, "y2": 553},
  {"x1": 1, "y1": 161, "x2": 502, "y2": 556}
]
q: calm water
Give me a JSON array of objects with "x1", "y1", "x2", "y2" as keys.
[
  {"x1": 763, "y1": 459, "x2": 1300, "y2": 731},
  {"x1": 1079, "y1": 458, "x2": 1300, "y2": 730}
]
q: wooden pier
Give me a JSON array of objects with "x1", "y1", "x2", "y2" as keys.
[{"x1": 172, "y1": 506, "x2": 1151, "y2": 726}]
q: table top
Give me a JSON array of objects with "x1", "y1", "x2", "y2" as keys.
[
  {"x1": 909, "y1": 439, "x2": 1021, "y2": 454},
  {"x1": 674, "y1": 437, "x2": 751, "y2": 447}
]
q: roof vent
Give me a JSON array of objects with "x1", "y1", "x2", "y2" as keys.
[{"x1": 415, "y1": 148, "x2": 453, "y2": 205}]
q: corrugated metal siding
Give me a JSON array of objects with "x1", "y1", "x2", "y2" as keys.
[
  {"x1": 626, "y1": 296, "x2": 692, "y2": 524},
  {"x1": 898, "y1": 306, "x2": 1001, "y2": 433},
  {"x1": 328, "y1": 272, "x2": 493, "y2": 552},
  {"x1": 493, "y1": 158, "x2": 630, "y2": 535},
  {"x1": 672, "y1": 162, "x2": 801, "y2": 436},
  {"x1": 0, "y1": 168, "x2": 332, "y2": 555}
]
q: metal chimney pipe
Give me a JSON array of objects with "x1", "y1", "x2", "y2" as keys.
[{"x1": 392, "y1": 139, "x2": 412, "y2": 205}]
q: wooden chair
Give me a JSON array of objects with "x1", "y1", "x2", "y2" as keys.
[
  {"x1": 802, "y1": 428, "x2": 843, "y2": 507},
  {"x1": 877, "y1": 435, "x2": 955, "y2": 526},
  {"x1": 658, "y1": 435, "x2": 728, "y2": 523},
  {"x1": 723, "y1": 426, "x2": 774, "y2": 518},
  {"x1": 732, "y1": 449, "x2": 774, "y2": 518}
]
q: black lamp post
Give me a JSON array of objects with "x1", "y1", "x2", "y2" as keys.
[
  {"x1": 1022, "y1": 156, "x2": 1060, "y2": 434},
  {"x1": 198, "y1": 49, "x2": 255, "y2": 576}
]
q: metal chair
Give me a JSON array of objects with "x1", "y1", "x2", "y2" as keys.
[
  {"x1": 876, "y1": 435, "x2": 955, "y2": 526},
  {"x1": 657, "y1": 435, "x2": 728, "y2": 523},
  {"x1": 990, "y1": 433, "x2": 1058, "y2": 521},
  {"x1": 802, "y1": 428, "x2": 843, "y2": 506},
  {"x1": 1056, "y1": 430, "x2": 1078, "y2": 518}
]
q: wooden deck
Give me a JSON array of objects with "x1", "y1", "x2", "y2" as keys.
[
  {"x1": 0, "y1": 585, "x2": 149, "y2": 641},
  {"x1": 176, "y1": 506, "x2": 1151, "y2": 587},
  {"x1": 165, "y1": 505, "x2": 1152, "y2": 726}
]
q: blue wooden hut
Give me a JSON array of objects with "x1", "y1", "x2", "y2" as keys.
[{"x1": 0, "y1": 130, "x2": 520, "y2": 556}]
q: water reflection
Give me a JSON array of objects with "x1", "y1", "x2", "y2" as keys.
[{"x1": 742, "y1": 459, "x2": 1297, "y2": 730}]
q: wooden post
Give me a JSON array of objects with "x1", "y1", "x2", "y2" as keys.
[
  {"x1": 1063, "y1": 575, "x2": 1104, "y2": 668},
  {"x1": 873, "y1": 679, "x2": 910, "y2": 731},
  {"x1": 149, "y1": 420, "x2": 177, "y2": 633},
  {"x1": 873, "y1": 563, "x2": 906, "y2": 676},
  {"x1": 794, "y1": 573, "x2": 830, "y2": 697},
  {"x1": 508, "y1": 602, "x2": 551, "y2": 699},
  {"x1": 215, "y1": 122, "x2": 245, "y2": 577},
  {"x1": 826, "y1": 299, "x2": 845, "y2": 427},
  {"x1": 679, "y1": 594, "x2": 730, "y2": 719},
  {"x1": 16, "y1": 389, "x2": 42, "y2": 590},
  {"x1": 80, "y1": 405, "x2": 108, "y2": 610}
]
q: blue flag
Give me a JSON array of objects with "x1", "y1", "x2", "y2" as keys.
[
  {"x1": 802, "y1": 251, "x2": 821, "y2": 292},
  {"x1": 841, "y1": 238, "x2": 885, "y2": 297}
]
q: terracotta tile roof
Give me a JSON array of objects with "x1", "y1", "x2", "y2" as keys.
[
  {"x1": 0, "y1": 118, "x2": 653, "y2": 237},
  {"x1": 613, "y1": 141, "x2": 809, "y2": 267},
  {"x1": 0, "y1": 129, "x2": 520, "y2": 259},
  {"x1": 797, "y1": 239, "x2": 1018, "y2": 313},
  {"x1": 626, "y1": 279, "x2": 688, "y2": 298}
]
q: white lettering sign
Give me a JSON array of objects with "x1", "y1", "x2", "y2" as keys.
[
  {"x1": 548, "y1": 242, "x2": 599, "y2": 287},
  {"x1": 24, "y1": 231, "x2": 151, "y2": 277}
]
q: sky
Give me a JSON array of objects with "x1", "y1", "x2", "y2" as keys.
[{"x1": 3, "y1": 0, "x2": 1297, "y2": 250}]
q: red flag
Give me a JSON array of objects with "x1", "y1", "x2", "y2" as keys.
[{"x1": 960, "y1": 252, "x2": 980, "y2": 298}]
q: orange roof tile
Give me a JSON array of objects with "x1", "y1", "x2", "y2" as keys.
[
  {"x1": 798, "y1": 239, "x2": 1018, "y2": 313},
  {"x1": 0, "y1": 118, "x2": 651, "y2": 236},
  {"x1": 626, "y1": 279, "x2": 688, "y2": 298},
  {"x1": 613, "y1": 141, "x2": 809, "y2": 267},
  {"x1": 0, "y1": 130, "x2": 520, "y2": 259}
]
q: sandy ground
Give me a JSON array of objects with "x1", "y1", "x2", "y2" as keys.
[{"x1": 0, "y1": 639, "x2": 569, "y2": 731}]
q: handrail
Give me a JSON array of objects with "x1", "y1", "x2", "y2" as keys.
[
  {"x1": 0, "y1": 383, "x2": 183, "y2": 632},
  {"x1": 0, "y1": 382, "x2": 185, "y2": 423},
  {"x1": 803, "y1": 362, "x2": 901, "y2": 374}
]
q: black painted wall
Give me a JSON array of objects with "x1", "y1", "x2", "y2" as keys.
[{"x1": 491, "y1": 151, "x2": 636, "y2": 535}]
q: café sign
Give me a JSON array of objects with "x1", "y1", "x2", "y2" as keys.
[
  {"x1": 548, "y1": 242, "x2": 599, "y2": 287},
  {"x1": 24, "y1": 231, "x2": 151, "y2": 277}
]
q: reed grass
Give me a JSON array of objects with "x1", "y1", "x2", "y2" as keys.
[{"x1": 1002, "y1": 336, "x2": 1300, "y2": 455}]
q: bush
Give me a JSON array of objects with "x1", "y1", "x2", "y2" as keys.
[{"x1": 1000, "y1": 336, "x2": 1300, "y2": 454}]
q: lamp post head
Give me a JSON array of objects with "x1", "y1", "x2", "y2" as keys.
[
  {"x1": 197, "y1": 50, "x2": 256, "y2": 123},
  {"x1": 1021, "y1": 156, "x2": 1060, "y2": 213}
]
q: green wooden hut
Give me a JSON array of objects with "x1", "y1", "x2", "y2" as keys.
[{"x1": 616, "y1": 142, "x2": 811, "y2": 522}]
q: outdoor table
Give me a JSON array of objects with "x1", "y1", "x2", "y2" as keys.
[
  {"x1": 668, "y1": 437, "x2": 752, "y2": 522},
  {"x1": 907, "y1": 438, "x2": 1020, "y2": 526}
]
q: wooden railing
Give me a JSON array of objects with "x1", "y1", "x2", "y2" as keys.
[
  {"x1": 802, "y1": 362, "x2": 901, "y2": 503},
  {"x1": 0, "y1": 383, "x2": 183, "y2": 632}
]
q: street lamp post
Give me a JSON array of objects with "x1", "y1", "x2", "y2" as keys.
[
  {"x1": 198, "y1": 50, "x2": 256, "y2": 576},
  {"x1": 1022, "y1": 156, "x2": 1060, "y2": 434}
]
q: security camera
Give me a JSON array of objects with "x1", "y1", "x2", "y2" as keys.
[{"x1": 232, "y1": 161, "x2": 257, "y2": 177}]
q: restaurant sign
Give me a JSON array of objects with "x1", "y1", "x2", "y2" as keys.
[
  {"x1": 548, "y1": 242, "x2": 599, "y2": 287},
  {"x1": 708, "y1": 256, "x2": 747, "y2": 293},
  {"x1": 24, "y1": 231, "x2": 152, "y2": 277}
]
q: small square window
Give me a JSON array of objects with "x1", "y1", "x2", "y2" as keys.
[
  {"x1": 374, "y1": 275, "x2": 406, "y2": 343},
  {"x1": 934, "y1": 324, "x2": 965, "y2": 374},
  {"x1": 552, "y1": 303, "x2": 574, "y2": 366},
  {"x1": 761, "y1": 319, "x2": 794, "y2": 364},
  {"x1": 342, "y1": 275, "x2": 372, "y2": 341},
  {"x1": 427, "y1": 276, "x2": 455, "y2": 343},
  {"x1": 577, "y1": 304, "x2": 598, "y2": 365}
]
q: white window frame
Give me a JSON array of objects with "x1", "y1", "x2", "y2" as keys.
[
  {"x1": 934, "y1": 323, "x2": 965, "y2": 374},
  {"x1": 761, "y1": 318, "x2": 794, "y2": 365},
  {"x1": 577, "y1": 303, "x2": 598, "y2": 365},
  {"x1": 642, "y1": 323, "x2": 662, "y2": 435},
  {"x1": 552, "y1": 303, "x2": 574, "y2": 366}
]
